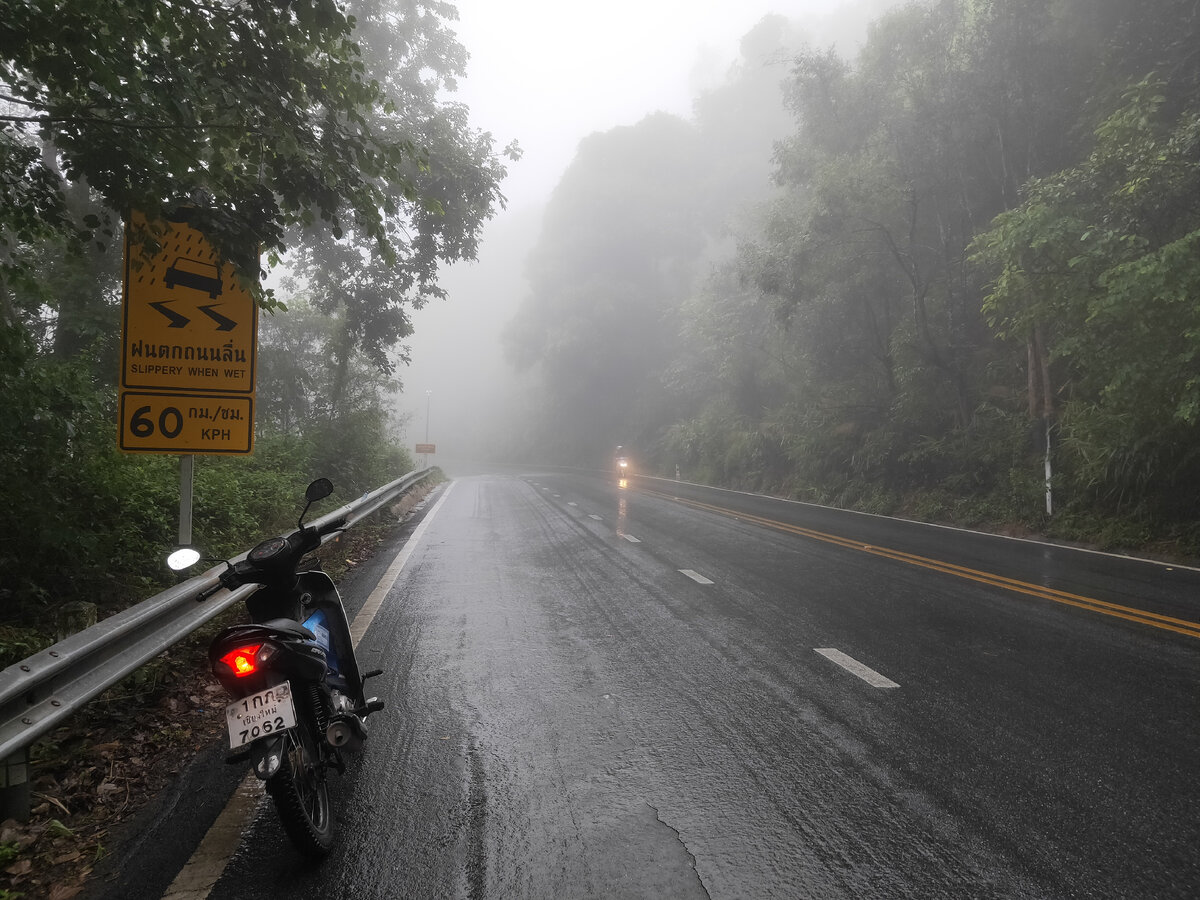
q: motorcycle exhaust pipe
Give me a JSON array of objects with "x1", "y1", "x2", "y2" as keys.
[
  {"x1": 326, "y1": 715, "x2": 367, "y2": 750},
  {"x1": 326, "y1": 720, "x2": 352, "y2": 747}
]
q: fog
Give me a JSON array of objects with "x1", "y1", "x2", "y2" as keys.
[{"x1": 392, "y1": 0, "x2": 903, "y2": 468}]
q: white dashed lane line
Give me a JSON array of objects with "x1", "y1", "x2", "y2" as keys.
[
  {"x1": 538, "y1": 487, "x2": 714, "y2": 589},
  {"x1": 815, "y1": 648, "x2": 900, "y2": 689}
]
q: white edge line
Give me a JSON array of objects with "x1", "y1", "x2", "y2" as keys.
[
  {"x1": 162, "y1": 481, "x2": 457, "y2": 900},
  {"x1": 350, "y1": 480, "x2": 457, "y2": 645},
  {"x1": 160, "y1": 778, "x2": 265, "y2": 899},
  {"x1": 815, "y1": 648, "x2": 900, "y2": 689}
]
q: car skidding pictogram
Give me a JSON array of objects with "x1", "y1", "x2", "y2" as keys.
[{"x1": 165, "y1": 256, "x2": 223, "y2": 298}]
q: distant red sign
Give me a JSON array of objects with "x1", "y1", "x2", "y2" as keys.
[{"x1": 415, "y1": 443, "x2": 436, "y2": 454}]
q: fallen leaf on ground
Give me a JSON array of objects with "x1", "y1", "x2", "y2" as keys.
[
  {"x1": 5, "y1": 858, "x2": 32, "y2": 876},
  {"x1": 49, "y1": 881, "x2": 84, "y2": 900}
]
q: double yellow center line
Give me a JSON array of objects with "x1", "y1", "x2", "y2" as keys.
[{"x1": 644, "y1": 489, "x2": 1200, "y2": 641}]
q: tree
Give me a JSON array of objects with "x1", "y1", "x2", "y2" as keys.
[
  {"x1": 504, "y1": 19, "x2": 807, "y2": 466},
  {"x1": 972, "y1": 81, "x2": 1200, "y2": 514},
  {"x1": 280, "y1": 0, "x2": 519, "y2": 365},
  {"x1": 687, "y1": 0, "x2": 1104, "y2": 505},
  {"x1": 504, "y1": 112, "x2": 708, "y2": 462},
  {"x1": 0, "y1": 0, "x2": 508, "y2": 617},
  {"x1": 0, "y1": 0, "x2": 515, "y2": 313}
]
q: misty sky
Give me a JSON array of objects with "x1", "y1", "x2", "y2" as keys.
[
  {"x1": 450, "y1": 0, "x2": 875, "y2": 210},
  {"x1": 395, "y1": 0, "x2": 899, "y2": 464}
]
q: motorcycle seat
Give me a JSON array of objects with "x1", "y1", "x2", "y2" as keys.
[
  {"x1": 259, "y1": 617, "x2": 317, "y2": 640},
  {"x1": 225, "y1": 619, "x2": 316, "y2": 642}
]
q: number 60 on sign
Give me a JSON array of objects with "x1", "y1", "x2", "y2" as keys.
[{"x1": 119, "y1": 391, "x2": 253, "y2": 454}]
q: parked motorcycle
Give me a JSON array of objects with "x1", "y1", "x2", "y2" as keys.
[{"x1": 173, "y1": 478, "x2": 383, "y2": 856}]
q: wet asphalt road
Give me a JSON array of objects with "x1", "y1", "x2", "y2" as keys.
[{"x1": 114, "y1": 471, "x2": 1200, "y2": 898}]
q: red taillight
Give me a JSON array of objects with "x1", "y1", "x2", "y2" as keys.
[{"x1": 219, "y1": 644, "x2": 263, "y2": 677}]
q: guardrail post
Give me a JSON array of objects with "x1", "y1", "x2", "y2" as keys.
[
  {"x1": 56, "y1": 600, "x2": 98, "y2": 641},
  {"x1": 0, "y1": 747, "x2": 31, "y2": 822}
]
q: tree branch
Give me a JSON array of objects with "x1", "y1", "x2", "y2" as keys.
[{"x1": 0, "y1": 113, "x2": 254, "y2": 132}]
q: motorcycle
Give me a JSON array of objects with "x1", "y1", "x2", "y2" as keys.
[
  {"x1": 614, "y1": 454, "x2": 632, "y2": 487},
  {"x1": 175, "y1": 478, "x2": 384, "y2": 856}
]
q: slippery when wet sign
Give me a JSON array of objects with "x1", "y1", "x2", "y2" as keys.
[{"x1": 119, "y1": 211, "x2": 257, "y2": 454}]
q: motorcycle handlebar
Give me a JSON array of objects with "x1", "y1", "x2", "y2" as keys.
[
  {"x1": 191, "y1": 482, "x2": 347, "y2": 602},
  {"x1": 317, "y1": 516, "x2": 348, "y2": 536},
  {"x1": 196, "y1": 583, "x2": 222, "y2": 603}
]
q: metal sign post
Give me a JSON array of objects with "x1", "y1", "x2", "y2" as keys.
[{"x1": 179, "y1": 454, "x2": 195, "y2": 548}]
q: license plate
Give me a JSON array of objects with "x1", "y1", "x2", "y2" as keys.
[{"x1": 225, "y1": 682, "x2": 297, "y2": 749}]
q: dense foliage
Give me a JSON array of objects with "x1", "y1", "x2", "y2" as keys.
[
  {"x1": 506, "y1": 0, "x2": 1200, "y2": 551},
  {"x1": 0, "y1": 0, "x2": 510, "y2": 638}
]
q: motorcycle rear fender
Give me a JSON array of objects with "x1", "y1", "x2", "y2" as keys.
[{"x1": 250, "y1": 733, "x2": 287, "y2": 780}]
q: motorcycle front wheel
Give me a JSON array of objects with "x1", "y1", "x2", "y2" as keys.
[{"x1": 266, "y1": 722, "x2": 333, "y2": 856}]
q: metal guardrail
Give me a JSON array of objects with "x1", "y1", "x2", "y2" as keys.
[{"x1": 0, "y1": 468, "x2": 438, "y2": 767}]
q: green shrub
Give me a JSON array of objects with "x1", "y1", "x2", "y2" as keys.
[{"x1": 0, "y1": 325, "x2": 414, "y2": 637}]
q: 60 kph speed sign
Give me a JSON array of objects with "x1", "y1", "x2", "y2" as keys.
[{"x1": 119, "y1": 392, "x2": 253, "y2": 454}]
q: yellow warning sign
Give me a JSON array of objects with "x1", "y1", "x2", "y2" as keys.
[
  {"x1": 120, "y1": 211, "x2": 258, "y2": 454},
  {"x1": 121, "y1": 212, "x2": 257, "y2": 395}
]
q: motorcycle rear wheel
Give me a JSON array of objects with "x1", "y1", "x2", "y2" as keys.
[{"x1": 266, "y1": 723, "x2": 333, "y2": 856}]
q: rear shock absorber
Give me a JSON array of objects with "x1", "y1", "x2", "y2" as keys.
[{"x1": 308, "y1": 682, "x2": 329, "y2": 738}]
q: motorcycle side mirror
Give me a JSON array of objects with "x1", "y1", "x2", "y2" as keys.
[
  {"x1": 167, "y1": 547, "x2": 202, "y2": 571},
  {"x1": 306, "y1": 478, "x2": 334, "y2": 503},
  {"x1": 166, "y1": 548, "x2": 230, "y2": 573},
  {"x1": 299, "y1": 477, "x2": 334, "y2": 528}
]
